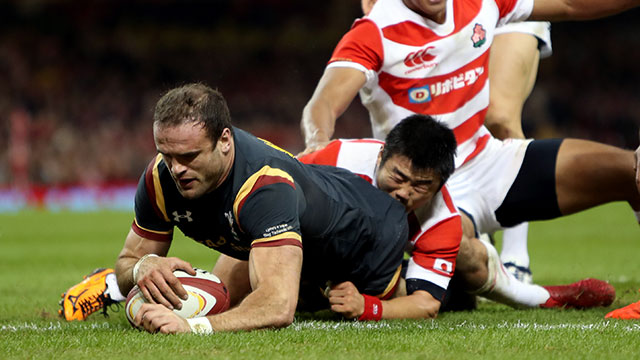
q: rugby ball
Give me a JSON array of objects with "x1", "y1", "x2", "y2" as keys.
[{"x1": 125, "y1": 268, "x2": 230, "y2": 328}]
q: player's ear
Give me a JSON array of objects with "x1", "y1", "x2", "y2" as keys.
[
  {"x1": 376, "y1": 145, "x2": 384, "y2": 167},
  {"x1": 217, "y1": 128, "x2": 233, "y2": 154}
]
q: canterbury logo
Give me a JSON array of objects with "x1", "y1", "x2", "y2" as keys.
[
  {"x1": 173, "y1": 210, "x2": 193, "y2": 222},
  {"x1": 404, "y1": 46, "x2": 435, "y2": 67}
]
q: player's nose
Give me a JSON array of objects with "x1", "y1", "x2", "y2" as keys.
[
  {"x1": 171, "y1": 161, "x2": 188, "y2": 177},
  {"x1": 393, "y1": 186, "x2": 411, "y2": 205}
]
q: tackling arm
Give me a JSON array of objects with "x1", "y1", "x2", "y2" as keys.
[
  {"x1": 299, "y1": 67, "x2": 366, "y2": 155},
  {"x1": 328, "y1": 281, "x2": 441, "y2": 320},
  {"x1": 530, "y1": 0, "x2": 639, "y2": 21}
]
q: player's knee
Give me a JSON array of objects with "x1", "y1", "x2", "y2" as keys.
[
  {"x1": 455, "y1": 236, "x2": 489, "y2": 291},
  {"x1": 456, "y1": 235, "x2": 481, "y2": 273}
]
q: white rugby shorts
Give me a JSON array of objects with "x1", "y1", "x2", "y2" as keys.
[
  {"x1": 447, "y1": 136, "x2": 532, "y2": 234},
  {"x1": 495, "y1": 21, "x2": 552, "y2": 59}
]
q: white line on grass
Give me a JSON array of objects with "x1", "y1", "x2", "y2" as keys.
[
  {"x1": 290, "y1": 320, "x2": 640, "y2": 333},
  {"x1": 1, "y1": 322, "x2": 117, "y2": 332},
  {"x1": 3, "y1": 320, "x2": 639, "y2": 333}
]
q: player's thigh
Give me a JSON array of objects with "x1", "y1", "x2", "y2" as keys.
[
  {"x1": 555, "y1": 139, "x2": 639, "y2": 214},
  {"x1": 486, "y1": 32, "x2": 540, "y2": 139},
  {"x1": 495, "y1": 139, "x2": 563, "y2": 227}
]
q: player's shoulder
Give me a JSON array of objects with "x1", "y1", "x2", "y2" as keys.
[
  {"x1": 140, "y1": 153, "x2": 172, "y2": 191},
  {"x1": 413, "y1": 185, "x2": 460, "y2": 229}
]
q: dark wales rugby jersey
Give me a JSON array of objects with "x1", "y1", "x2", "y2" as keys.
[{"x1": 132, "y1": 128, "x2": 408, "y2": 295}]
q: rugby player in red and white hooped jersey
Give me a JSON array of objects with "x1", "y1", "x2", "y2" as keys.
[
  {"x1": 300, "y1": 115, "x2": 616, "y2": 320},
  {"x1": 301, "y1": 0, "x2": 640, "y2": 318},
  {"x1": 364, "y1": 0, "x2": 555, "y2": 286},
  {"x1": 300, "y1": 134, "x2": 462, "y2": 318}
]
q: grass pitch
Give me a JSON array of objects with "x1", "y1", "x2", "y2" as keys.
[{"x1": 1, "y1": 203, "x2": 640, "y2": 359}]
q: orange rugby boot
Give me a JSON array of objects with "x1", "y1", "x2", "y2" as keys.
[
  {"x1": 59, "y1": 268, "x2": 118, "y2": 321},
  {"x1": 605, "y1": 290, "x2": 640, "y2": 320}
]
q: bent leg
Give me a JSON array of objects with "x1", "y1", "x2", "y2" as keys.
[
  {"x1": 454, "y1": 231, "x2": 488, "y2": 292},
  {"x1": 486, "y1": 32, "x2": 542, "y2": 272},
  {"x1": 555, "y1": 139, "x2": 640, "y2": 214},
  {"x1": 455, "y1": 213, "x2": 551, "y2": 307},
  {"x1": 485, "y1": 32, "x2": 540, "y2": 140}
]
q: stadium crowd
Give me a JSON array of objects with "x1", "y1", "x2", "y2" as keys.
[{"x1": 1, "y1": 1, "x2": 639, "y2": 187}]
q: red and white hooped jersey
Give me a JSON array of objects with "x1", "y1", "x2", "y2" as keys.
[
  {"x1": 299, "y1": 139, "x2": 462, "y2": 295},
  {"x1": 327, "y1": 0, "x2": 533, "y2": 168}
]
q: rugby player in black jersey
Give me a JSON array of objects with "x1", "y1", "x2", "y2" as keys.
[{"x1": 114, "y1": 83, "x2": 409, "y2": 333}]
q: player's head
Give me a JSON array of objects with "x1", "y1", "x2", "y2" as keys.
[
  {"x1": 376, "y1": 114, "x2": 456, "y2": 212},
  {"x1": 153, "y1": 83, "x2": 235, "y2": 199},
  {"x1": 403, "y1": 0, "x2": 447, "y2": 22},
  {"x1": 153, "y1": 83, "x2": 232, "y2": 144}
]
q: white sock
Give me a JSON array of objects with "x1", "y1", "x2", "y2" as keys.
[
  {"x1": 474, "y1": 238, "x2": 549, "y2": 308},
  {"x1": 499, "y1": 222, "x2": 530, "y2": 267},
  {"x1": 105, "y1": 273, "x2": 126, "y2": 302}
]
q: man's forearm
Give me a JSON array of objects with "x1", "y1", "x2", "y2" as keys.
[
  {"x1": 115, "y1": 255, "x2": 138, "y2": 295},
  {"x1": 531, "y1": 0, "x2": 640, "y2": 21},
  {"x1": 207, "y1": 282, "x2": 297, "y2": 331},
  {"x1": 300, "y1": 67, "x2": 367, "y2": 150},
  {"x1": 379, "y1": 291, "x2": 441, "y2": 320},
  {"x1": 301, "y1": 101, "x2": 337, "y2": 148}
]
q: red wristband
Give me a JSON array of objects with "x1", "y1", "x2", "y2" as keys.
[{"x1": 358, "y1": 294, "x2": 383, "y2": 321}]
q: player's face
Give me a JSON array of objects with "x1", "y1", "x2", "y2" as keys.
[
  {"x1": 402, "y1": 0, "x2": 447, "y2": 23},
  {"x1": 154, "y1": 122, "x2": 232, "y2": 199},
  {"x1": 376, "y1": 153, "x2": 442, "y2": 212}
]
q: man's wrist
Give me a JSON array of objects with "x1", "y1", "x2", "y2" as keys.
[
  {"x1": 358, "y1": 294, "x2": 383, "y2": 321},
  {"x1": 132, "y1": 253, "x2": 158, "y2": 283},
  {"x1": 187, "y1": 317, "x2": 214, "y2": 334}
]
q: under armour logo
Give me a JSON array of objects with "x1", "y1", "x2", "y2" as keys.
[{"x1": 173, "y1": 210, "x2": 193, "y2": 222}]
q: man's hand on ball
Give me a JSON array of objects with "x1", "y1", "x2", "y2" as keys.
[
  {"x1": 136, "y1": 256, "x2": 196, "y2": 310},
  {"x1": 135, "y1": 303, "x2": 190, "y2": 334}
]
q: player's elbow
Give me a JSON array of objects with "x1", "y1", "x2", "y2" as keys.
[
  {"x1": 264, "y1": 295, "x2": 297, "y2": 328},
  {"x1": 416, "y1": 301, "x2": 440, "y2": 319},
  {"x1": 269, "y1": 302, "x2": 297, "y2": 328},
  {"x1": 410, "y1": 291, "x2": 441, "y2": 319}
]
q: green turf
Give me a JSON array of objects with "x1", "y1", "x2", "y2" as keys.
[{"x1": 1, "y1": 203, "x2": 640, "y2": 359}]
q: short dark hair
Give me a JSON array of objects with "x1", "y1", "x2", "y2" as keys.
[
  {"x1": 381, "y1": 114, "x2": 457, "y2": 184},
  {"x1": 153, "y1": 83, "x2": 232, "y2": 143}
]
